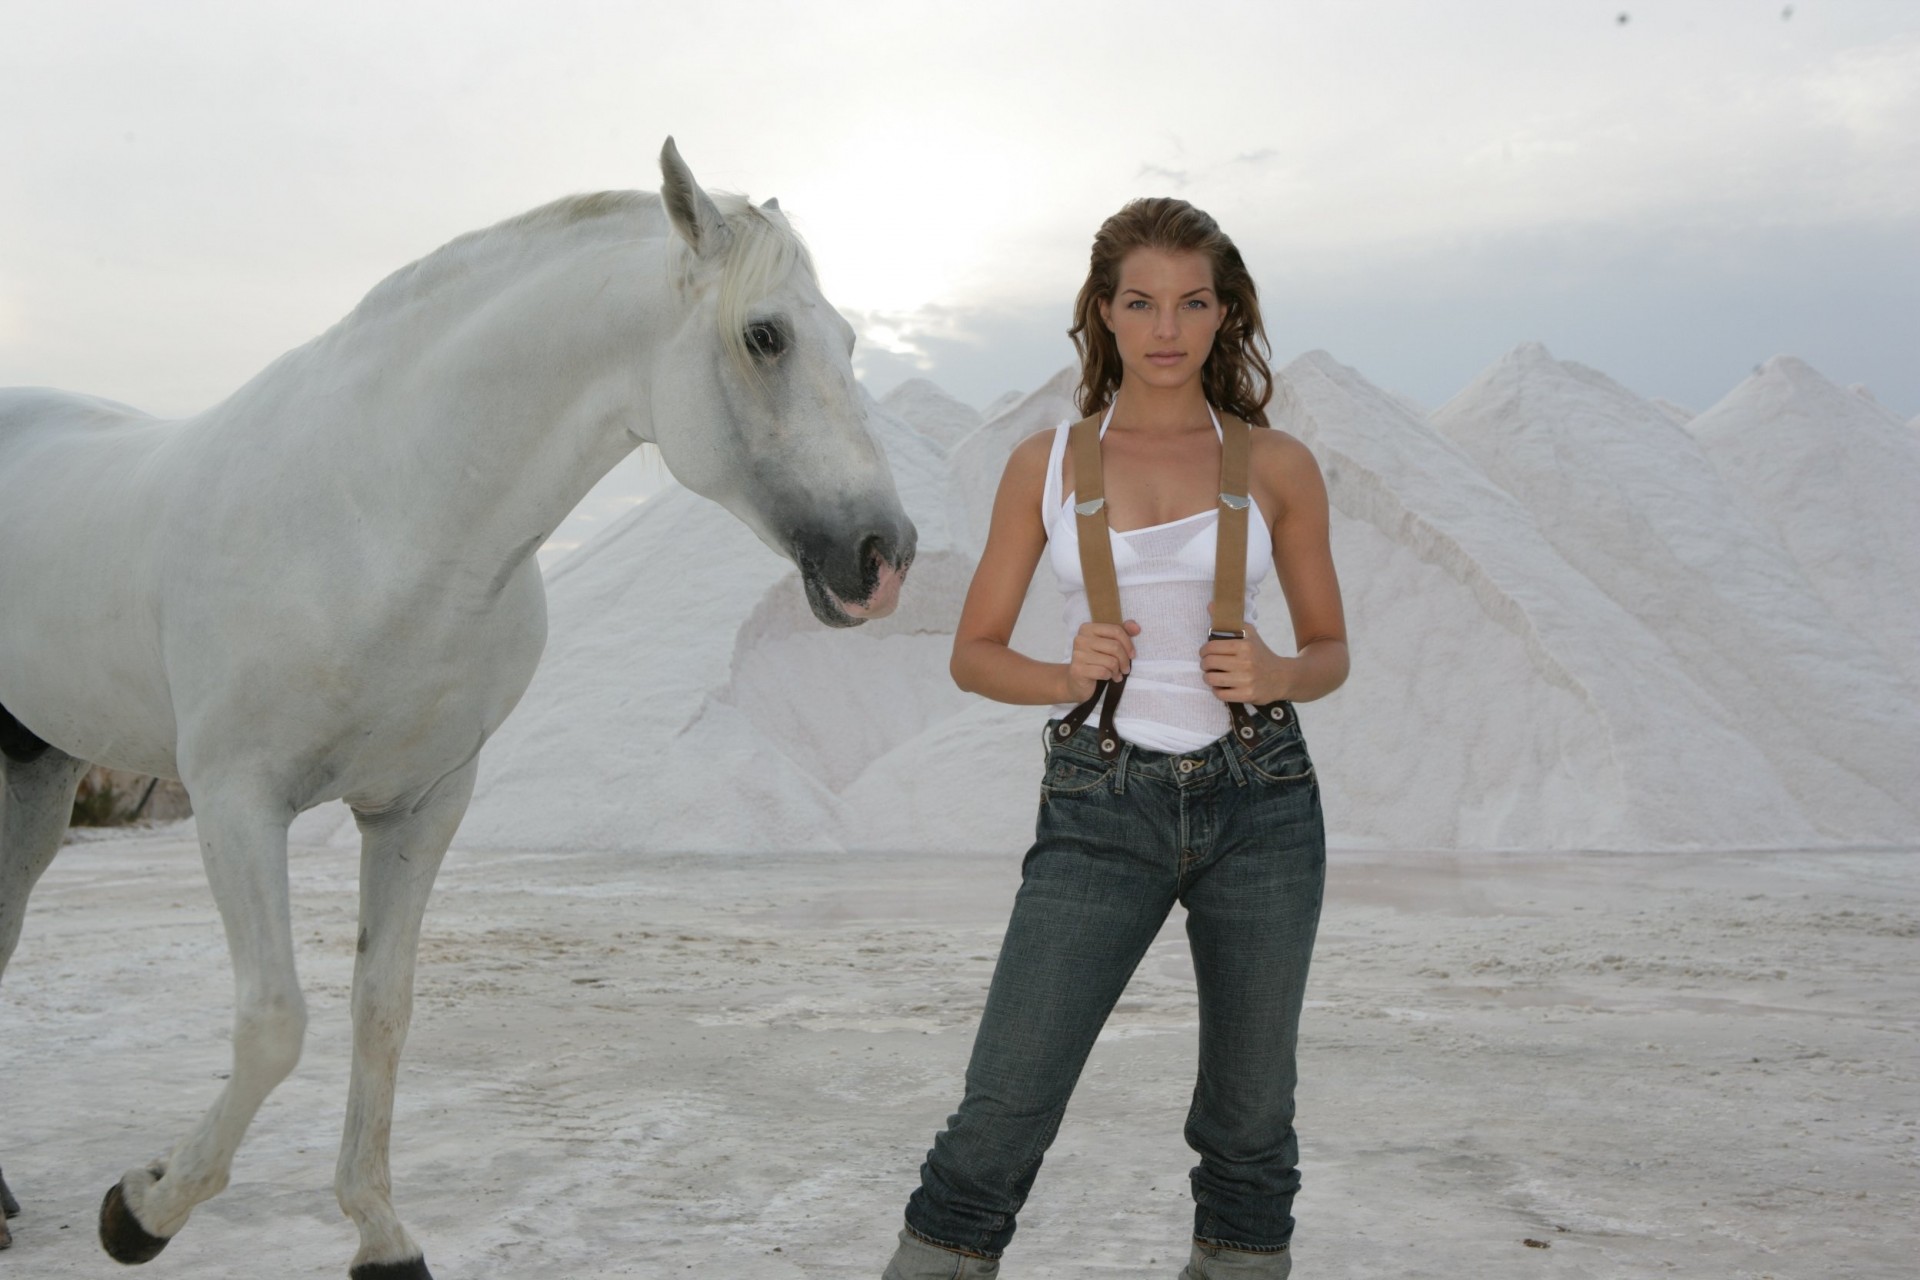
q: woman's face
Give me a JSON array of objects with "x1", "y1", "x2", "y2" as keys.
[{"x1": 1097, "y1": 246, "x2": 1222, "y2": 395}]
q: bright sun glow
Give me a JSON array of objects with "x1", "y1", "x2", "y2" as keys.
[{"x1": 779, "y1": 126, "x2": 1010, "y2": 317}]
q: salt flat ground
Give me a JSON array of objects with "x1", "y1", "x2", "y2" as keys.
[{"x1": 2, "y1": 834, "x2": 1913, "y2": 1279}]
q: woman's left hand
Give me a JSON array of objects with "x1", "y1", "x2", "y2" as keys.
[{"x1": 1199, "y1": 606, "x2": 1292, "y2": 705}]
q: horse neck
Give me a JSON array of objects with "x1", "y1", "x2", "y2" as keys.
[{"x1": 233, "y1": 235, "x2": 671, "y2": 589}]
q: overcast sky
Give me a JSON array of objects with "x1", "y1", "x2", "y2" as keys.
[{"x1": 2, "y1": 0, "x2": 1915, "y2": 423}]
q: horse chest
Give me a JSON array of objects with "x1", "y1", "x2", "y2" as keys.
[{"x1": 328, "y1": 572, "x2": 547, "y2": 745}]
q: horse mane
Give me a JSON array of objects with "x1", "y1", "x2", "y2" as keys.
[
  {"x1": 344, "y1": 189, "x2": 814, "y2": 377},
  {"x1": 695, "y1": 192, "x2": 817, "y2": 378}
]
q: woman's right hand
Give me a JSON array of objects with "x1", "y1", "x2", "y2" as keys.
[{"x1": 1063, "y1": 620, "x2": 1141, "y2": 702}]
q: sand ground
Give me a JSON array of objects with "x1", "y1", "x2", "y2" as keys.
[{"x1": 2, "y1": 831, "x2": 1913, "y2": 1279}]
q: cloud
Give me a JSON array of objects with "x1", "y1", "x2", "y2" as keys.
[{"x1": 1135, "y1": 163, "x2": 1189, "y2": 188}]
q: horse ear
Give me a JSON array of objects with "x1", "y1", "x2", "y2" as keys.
[
  {"x1": 659, "y1": 136, "x2": 732, "y2": 260},
  {"x1": 761, "y1": 196, "x2": 780, "y2": 212}
]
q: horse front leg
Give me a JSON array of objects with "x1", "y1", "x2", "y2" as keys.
[
  {"x1": 1, "y1": 745, "x2": 91, "y2": 1249},
  {"x1": 100, "y1": 789, "x2": 305, "y2": 1263},
  {"x1": 336, "y1": 760, "x2": 476, "y2": 1280}
]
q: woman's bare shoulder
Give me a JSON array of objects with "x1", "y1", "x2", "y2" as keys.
[
  {"x1": 1013, "y1": 424, "x2": 1059, "y2": 459},
  {"x1": 999, "y1": 424, "x2": 1063, "y2": 486},
  {"x1": 1249, "y1": 425, "x2": 1328, "y2": 520},
  {"x1": 1251, "y1": 426, "x2": 1323, "y2": 479},
  {"x1": 979, "y1": 425, "x2": 1064, "y2": 527},
  {"x1": 1250, "y1": 423, "x2": 1316, "y2": 461}
]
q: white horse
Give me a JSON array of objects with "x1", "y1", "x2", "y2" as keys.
[{"x1": 0, "y1": 139, "x2": 914, "y2": 1278}]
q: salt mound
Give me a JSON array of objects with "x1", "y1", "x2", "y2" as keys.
[
  {"x1": 1688, "y1": 357, "x2": 1920, "y2": 690},
  {"x1": 1280, "y1": 351, "x2": 1811, "y2": 850},
  {"x1": 1432, "y1": 344, "x2": 1920, "y2": 843},
  {"x1": 982, "y1": 389, "x2": 1026, "y2": 420},
  {"x1": 880, "y1": 378, "x2": 981, "y2": 452},
  {"x1": 1651, "y1": 398, "x2": 1695, "y2": 426},
  {"x1": 945, "y1": 365, "x2": 1080, "y2": 549},
  {"x1": 458, "y1": 389, "x2": 971, "y2": 853},
  {"x1": 458, "y1": 486, "x2": 834, "y2": 852}
]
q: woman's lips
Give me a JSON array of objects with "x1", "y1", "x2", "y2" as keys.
[{"x1": 1147, "y1": 352, "x2": 1185, "y2": 364}]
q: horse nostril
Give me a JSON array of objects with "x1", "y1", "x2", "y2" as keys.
[{"x1": 859, "y1": 533, "x2": 885, "y2": 593}]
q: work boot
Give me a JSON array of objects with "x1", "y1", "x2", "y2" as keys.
[
  {"x1": 1177, "y1": 1239, "x2": 1292, "y2": 1279},
  {"x1": 881, "y1": 1226, "x2": 1001, "y2": 1279}
]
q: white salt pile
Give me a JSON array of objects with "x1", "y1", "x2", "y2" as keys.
[
  {"x1": 879, "y1": 378, "x2": 982, "y2": 452},
  {"x1": 1688, "y1": 356, "x2": 1920, "y2": 691},
  {"x1": 1650, "y1": 398, "x2": 1695, "y2": 426},
  {"x1": 429, "y1": 346, "x2": 1920, "y2": 855},
  {"x1": 444, "y1": 387, "x2": 970, "y2": 854},
  {"x1": 1432, "y1": 345, "x2": 1920, "y2": 844}
]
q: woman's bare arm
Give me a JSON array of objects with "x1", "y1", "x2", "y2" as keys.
[{"x1": 951, "y1": 431, "x2": 1139, "y2": 705}]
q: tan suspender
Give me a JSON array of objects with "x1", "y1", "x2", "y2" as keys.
[
  {"x1": 1068, "y1": 417, "x2": 1123, "y2": 627},
  {"x1": 1210, "y1": 412, "x2": 1253, "y2": 639},
  {"x1": 1054, "y1": 409, "x2": 1292, "y2": 760}
]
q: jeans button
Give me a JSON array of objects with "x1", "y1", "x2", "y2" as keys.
[{"x1": 1178, "y1": 759, "x2": 1197, "y2": 774}]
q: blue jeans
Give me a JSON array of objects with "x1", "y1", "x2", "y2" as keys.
[{"x1": 900, "y1": 708, "x2": 1325, "y2": 1261}]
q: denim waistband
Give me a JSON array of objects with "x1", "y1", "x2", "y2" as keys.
[{"x1": 1042, "y1": 703, "x2": 1302, "y2": 791}]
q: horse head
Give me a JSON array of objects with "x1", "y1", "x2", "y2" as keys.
[{"x1": 644, "y1": 138, "x2": 915, "y2": 627}]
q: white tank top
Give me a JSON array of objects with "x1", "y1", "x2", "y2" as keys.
[{"x1": 1043, "y1": 406, "x2": 1275, "y2": 753}]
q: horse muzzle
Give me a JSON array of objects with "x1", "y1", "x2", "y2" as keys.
[{"x1": 791, "y1": 521, "x2": 916, "y2": 628}]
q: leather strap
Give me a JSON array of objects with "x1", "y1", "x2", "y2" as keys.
[
  {"x1": 1210, "y1": 413, "x2": 1252, "y2": 638},
  {"x1": 1069, "y1": 416, "x2": 1122, "y2": 626},
  {"x1": 1209, "y1": 413, "x2": 1268, "y2": 748},
  {"x1": 1065, "y1": 414, "x2": 1126, "y2": 757}
]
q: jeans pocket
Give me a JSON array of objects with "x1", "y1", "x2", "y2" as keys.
[
  {"x1": 1243, "y1": 728, "x2": 1314, "y2": 786},
  {"x1": 1040, "y1": 749, "x2": 1114, "y2": 797}
]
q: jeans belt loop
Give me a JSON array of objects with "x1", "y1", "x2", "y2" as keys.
[
  {"x1": 1221, "y1": 732, "x2": 1249, "y2": 787},
  {"x1": 1114, "y1": 741, "x2": 1133, "y2": 795}
]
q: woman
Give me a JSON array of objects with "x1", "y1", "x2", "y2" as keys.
[{"x1": 882, "y1": 197, "x2": 1348, "y2": 1280}]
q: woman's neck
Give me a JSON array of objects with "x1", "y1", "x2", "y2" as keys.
[{"x1": 1108, "y1": 379, "x2": 1211, "y2": 433}]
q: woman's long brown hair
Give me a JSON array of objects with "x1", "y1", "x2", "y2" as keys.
[{"x1": 1067, "y1": 197, "x2": 1273, "y2": 427}]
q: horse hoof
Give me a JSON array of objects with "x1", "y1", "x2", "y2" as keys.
[
  {"x1": 350, "y1": 1258, "x2": 434, "y2": 1280},
  {"x1": 98, "y1": 1182, "x2": 170, "y2": 1264},
  {"x1": 0, "y1": 1165, "x2": 20, "y2": 1217}
]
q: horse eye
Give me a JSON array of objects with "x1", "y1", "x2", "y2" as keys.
[{"x1": 745, "y1": 322, "x2": 787, "y2": 359}]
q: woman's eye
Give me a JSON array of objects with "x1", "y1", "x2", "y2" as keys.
[
  {"x1": 746, "y1": 322, "x2": 787, "y2": 358},
  {"x1": 1126, "y1": 299, "x2": 1150, "y2": 310}
]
